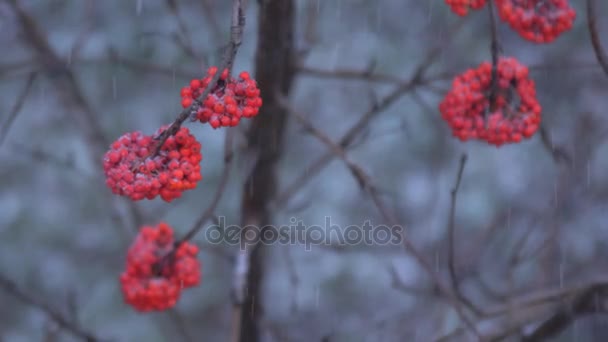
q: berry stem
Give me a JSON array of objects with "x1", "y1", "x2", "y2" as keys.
[{"x1": 487, "y1": 0, "x2": 501, "y2": 116}]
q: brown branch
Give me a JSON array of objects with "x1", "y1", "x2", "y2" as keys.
[
  {"x1": 0, "y1": 272, "x2": 101, "y2": 341},
  {"x1": 587, "y1": 0, "x2": 608, "y2": 77},
  {"x1": 0, "y1": 72, "x2": 36, "y2": 147}
]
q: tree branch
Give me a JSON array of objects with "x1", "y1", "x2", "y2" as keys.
[
  {"x1": 0, "y1": 272, "x2": 101, "y2": 342},
  {"x1": 586, "y1": 0, "x2": 608, "y2": 77}
]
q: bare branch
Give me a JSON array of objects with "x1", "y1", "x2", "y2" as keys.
[
  {"x1": 180, "y1": 129, "x2": 234, "y2": 243},
  {"x1": 446, "y1": 154, "x2": 484, "y2": 317},
  {"x1": 587, "y1": 0, "x2": 608, "y2": 77},
  {"x1": 0, "y1": 272, "x2": 101, "y2": 342},
  {"x1": 276, "y1": 95, "x2": 482, "y2": 340},
  {"x1": 522, "y1": 283, "x2": 608, "y2": 341},
  {"x1": 0, "y1": 72, "x2": 36, "y2": 147}
]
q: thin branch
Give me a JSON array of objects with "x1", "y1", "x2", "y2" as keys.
[
  {"x1": 587, "y1": 0, "x2": 608, "y2": 77},
  {"x1": 151, "y1": 0, "x2": 247, "y2": 157},
  {"x1": 0, "y1": 272, "x2": 101, "y2": 342},
  {"x1": 446, "y1": 154, "x2": 483, "y2": 317},
  {"x1": 180, "y1": 129, "x2": 234, "y2": 243},
  {"x1": 276, "y1": 95, "x2": 482, "y2": 340},
  {"x1": 273, "y1": 36, "x2": 451, "y2": 209},
  {"x1": 487, "y1": 0, "x2": 501, "y2": 113},
  {"x1": 199, "y1": 0, "x2": 223, "y2": 40},
  {"x1": 0, "y1": 72, "x2": 36, "y2": 147},
  {"x1": 166, "y1": 309, "x2": 194, "y2": 342}
]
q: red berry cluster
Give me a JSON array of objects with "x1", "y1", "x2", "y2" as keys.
[
  {"x1": 120, "y1": 222, "x2": 201, "y2": 312},
  {"x1": 495, "y1": 0, "x2": 576, "y2": 43},
  {"x1": 180, "y1": 66, "x2": 263, "y2": 129},
  {"x1": 444, "y1": 0, "x2": 487, "y2": 16},
  {"x1": 103, "y1": 126, "x2": 202, "y2": 202},
  {"x1": 439, "y1": 57, "x2": 541, "y2": 146}
]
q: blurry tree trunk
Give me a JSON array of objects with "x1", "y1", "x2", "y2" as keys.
[{"x1": 238, "y1": 0, "x2": 296, "y2": 341}]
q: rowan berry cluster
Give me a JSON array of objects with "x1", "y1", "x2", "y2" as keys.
[
  {"x1": 495, "y1": 0, "x2": 576, "y2": 43},
  {"x1": 443, "y1": 0, "x2": 575, "y2": 43},
  {"x1": 444, "y1": 0, "x2": 487, "y2": 16},
  {"x1": 103, "y1": 126, "x2": 202, "y2": 202},
  {"x1": 181, "y1": 66, "x2": 263, "y2": 129},
  {"x1": 439, "y1": 57, "x2": 541, "y2": 146},
  {"x1": 120, "y1": 222, "x2": 201, "y2": 312},
  {"x1": 104, "y1": 66, "x2": 261, "y2": 202}
]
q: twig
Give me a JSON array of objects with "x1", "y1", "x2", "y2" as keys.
[
  {"x1": 180, "y1": 129, "x2": 234, "y2": 243},
  {"x1": 151, "y1": 0, "x2": 247, "y2": 157},
  {"x1": 199, "y1": 0, "x2": 223, "y2": 40},
  {"x1": 273, "y1": 35, "x2": 452, "y2": 209},
  {"x1": 446, "y1": 154, "x2": 484, "y2": 317},
  {"x1": 0, "y1": 72, "x2": 36, "y2": 147},
  {"x1": 273, "y1": 19, "x2": 469, "y2": 210},
  {"x1": 0, "y1": 272, "x2": 101, "y2": 341},
  {"x1": 487, "y1": 0, "x2": 501, "y2": 114},
  {"x1": 586, "y1": 0, "x2": 608, "y2": 77}
]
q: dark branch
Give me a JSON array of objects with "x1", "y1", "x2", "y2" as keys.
[
  {"x1": 0, "y1": 72, "x2": 36, "y2": 147},
  {"x1": 0, "y1": 272, "x2": 101, "y2": 341},
  {"x1": 586, "y1": 0, "x2": 608, "y2": 77}
]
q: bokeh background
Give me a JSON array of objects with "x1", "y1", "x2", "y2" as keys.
[{"x1": 1, "y1": 0, "x2": 608, "y2": 341}]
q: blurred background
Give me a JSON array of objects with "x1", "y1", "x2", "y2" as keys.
[{"x1": 1, "y1": 0, "x2": 608, "y2": 341}]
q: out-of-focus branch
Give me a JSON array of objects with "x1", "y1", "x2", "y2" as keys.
[
  {"x1": 522, "y1": 282, "x2": 608, "y2": 341},
  {"x1": 165, "y1": 0, "x2": 207, "y2": 66},
  {"x1": 273, "y1": 20, "x2": 467, "y2": 210},
  {"x1": 199, "y1": 0, "x2": 223, "y2": 40},
  {"x1": 179, "y1": 129, "x2": 234, "y2": 243},
  {"x1": 0, "y1": 272, "x2": 101, "y2": 342},
  {"x1": 587, "y1": 0, "x2": 608, "y2": 77},
  {"x1": 276, "y1": 95, "x2": 482, "y2": 340},
  {"x1": 446, "y1": 154, "x2": 484, "y2": 317},
  {"x1": 0, "y1": 72, "x2": 36, "y2": 147},
  {"x1": 5, "y1": 0, "x2": 144, "y2": 231}
]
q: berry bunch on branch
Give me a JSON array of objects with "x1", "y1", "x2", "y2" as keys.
[
  {"x1": 102, "y1": 0, "x2": 252, "y2": 312},
  {"x1": 439, "y1": 58, "x2": 540, "y2": 146},
  {"x1": 440, "y1": 0, "x2": 576, "y2": 146},
  {"x1": 445, "y1": 0, "x2": 576, "y2": 43},
  {"x1": 120, "y1": 222, "x2": 201, "y2": 312}
]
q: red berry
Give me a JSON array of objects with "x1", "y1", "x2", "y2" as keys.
[
  {"x1": 444, "y1": 0, "x2": 487, "y2": 16},
  {"x1": 181, "y1": 98, "x2": 193, "y2": 108}
]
